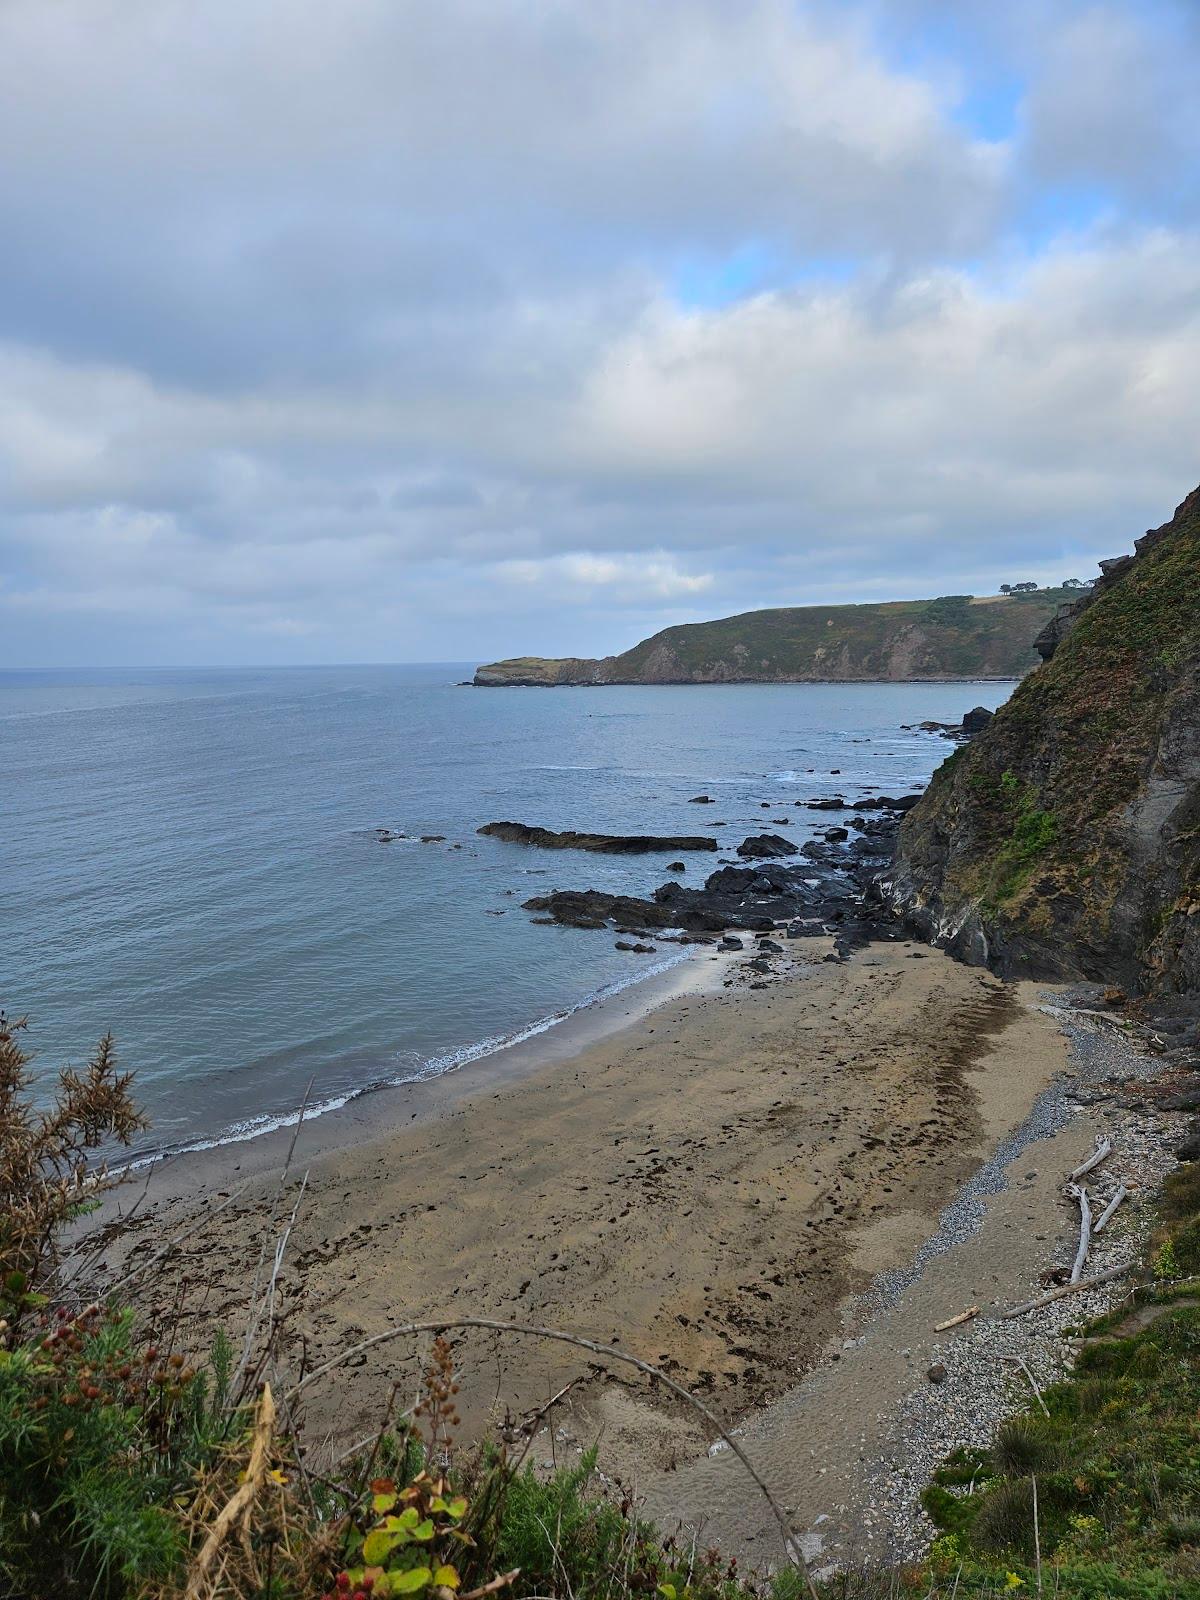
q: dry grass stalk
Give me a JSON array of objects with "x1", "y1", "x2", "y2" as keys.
[{"x1": 184, "y1": 1382, "x2": 278, "y2": 1600}]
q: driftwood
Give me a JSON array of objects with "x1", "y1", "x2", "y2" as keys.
[
  {"x1": 1067, "y1": 1183, "x2": 1092, "y2": 1284},
  {"x1": 933, "y1": 1305, "x2": 978, "y2": 1332},
  {"x1": 1002, "y1": 1263, "x2": 1130, "y2": 1319},
  {"x1": 1094, "y1": 1184, "x2": 1129, "y2": 1234},
  {"x1": 1070, "y1": 1135, "x2": 1112, "y2": 1182}
]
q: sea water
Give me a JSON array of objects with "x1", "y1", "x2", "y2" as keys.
[{"x1": 2, "y1": 665, "x2": 1012, "y2": 1155}]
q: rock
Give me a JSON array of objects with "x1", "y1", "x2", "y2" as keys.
[
  {"x1": 747, "y1": 957, "x2": 771, "y2": 972},
  {"x1": 806, "y1": 798, "x2": 846, "y2": 811},
  {"x1": 667, "y1": 861, "x2": 686, "y2": 873},
  {"x1": 479, "y1": 821, "x2": 717, "y2": 853},
  {"x1": 689, "y1": 794, "x2": 715, "y2": 803},
  {"x1": 960, "y1": 705, "x2": 994, "y2": 736},
  {"x1": 615, "y1": 940, "x2": 656, "y2": 954},
  {"x1": 420, "y1": 835, "x2": 446, "y2": 843},
  {"x1": 721, "y1": 936, "x2": 744, "y2": 950},
  {"x1": 1176, "y1": 1119, "x2": 1200, "y2": 1162},
  {"x1": 737, "y1": 833, "x2": 799, "y2": 859},
  {"x1": 1162, "y1": 1084, "x2": 1200, "y2": 1111},
  {"x1": 926, "y1": 1363, "x2": 947, "y2": 1385},
  {"x1": 824, "y1": 828, "x2": 849, "y2": 843},
  {"x1": 758, "y1": 938, "x2": 784, "y2": 953}
]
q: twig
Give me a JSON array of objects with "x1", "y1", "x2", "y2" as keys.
[
  {"x1": 1070, "y1": 1136, "x2": 1112, "y2": 1182},
  {"x1": 517, "y1": 1379, "x2": 577, "y2": 1435},
  {"x1": 460, "y1": 1570, "x2": 521, "y2": 1600},
  {"x1": 288, "y1": 1316, "x2": 816, "y2": 1599},
  {"x1": 933, "y1": 1306, "x2": 978, "y2": 1332},
  {"x1": 1002, "y1": 1356, "x2": 1050, "y2": 1418},
  {"x1": 1002, "y1": 1263, "x2": 1130, "y2": 1319},
  {"x1": 1031, "y1": 1474, "x2": 1042, "y2": 1594},
  {"x1": 234, "y1": 1079, "x2": 314, "y2": 1392},
  {"x1": 1094, "y1": 1184, "x2": 1129, "y2": 1234}
]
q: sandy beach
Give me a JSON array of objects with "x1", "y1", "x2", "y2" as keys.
[{"x1": 92, "y1": 937, "x2": 1082, "y2": 1507}]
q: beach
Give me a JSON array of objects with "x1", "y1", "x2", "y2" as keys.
[{"x1": 93, "y1": 937, "x2": 1094, "y2": 1540}]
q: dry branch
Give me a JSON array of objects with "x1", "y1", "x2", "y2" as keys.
[
  {"x1": 1002, "y1": 1263, "x2": 1130, "y2": 1319},
  {"x1": 288, "y1": 1316, "x2": 817, "y2": 1600}
]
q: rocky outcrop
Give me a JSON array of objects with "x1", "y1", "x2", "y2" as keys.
[
  {"x1": 885, "y1": 486, "x2": 1200, "y2": 1004},
  {"x1": 475, "y1": 589, "x2": 1079, "y2": 686},
  {"x1": 524, "y1": 804, "x2": 912, "y2": 958},
  {"x1": 477, "y1": 821, "x2": 718, "y2": 853}
]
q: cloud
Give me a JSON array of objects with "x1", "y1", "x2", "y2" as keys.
[{"x1": 0, "y1": 0, "x2": 1197, "y2": 665}]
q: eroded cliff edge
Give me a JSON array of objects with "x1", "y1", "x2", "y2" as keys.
[{"x1": 884, "y1": 485, "x2": 1200, "y2": 1003}]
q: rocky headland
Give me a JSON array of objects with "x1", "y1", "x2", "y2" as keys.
[{"x1": 474, "y1": 591, "x2": 1077, "y2": 686}]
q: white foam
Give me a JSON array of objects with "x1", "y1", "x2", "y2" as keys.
[{"x1": 123, "y1": 944, "x2": 695, "y2": 1170}]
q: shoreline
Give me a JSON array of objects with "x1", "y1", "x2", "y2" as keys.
[
  {"x1": 99, "y1": 939, "x2": 739, "y2": 1214},
  {"x1": 93, "y1": 936, "x2": 1087, "y2": 1553}
]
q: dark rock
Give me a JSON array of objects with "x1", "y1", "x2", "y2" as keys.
[
  {"x1": 1176, "y1": 1120, "x2": 1200, "y2": 1162},
  {"x1": 1163, "y1": 1085, "x2": 1200, "y2": 1112},
  {"x1": 615, "y1": 940, "x2": 656, "y2": 953},
  {"x1": 737, "y1": 833, "x2": 799, "y2": 859},
  {"x1": 721, "y1": 936, "x2": 744, "y2": 950},
  {"x1": 960, "y1": 705, "x2": 994, "y2": 736},
  {"x1": 667, "y1": 861, "x2": 686, "y2": 873},
  {"x1": 689, "y1": 794, "x2": 715, "y2": 803},
  {"x1": 757, "y1": 939, "x2": 784, "y2": 953},
  {"x1": 479, "y1": 821, "x2": 717, "y2": 854},
  {"x1": 420, "y1": 835, "x2": 446, "y2": 843},
  {"x1": 824, "y1": 828, "x2": 849, "y2": 843},
  {"x1": 747, "y1": 957, "x2": 771, "y2": 972},
  {"x1": 927, "y1": 1363, "x2": 947, "y2": 1384}
]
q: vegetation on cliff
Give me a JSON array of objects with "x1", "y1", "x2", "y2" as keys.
[
  {"x1": 474, "y1": 590, "x2": 1076, "y2": 687},
  {"x1": 888, "y1": 487, "x2": 1200, "y2": 996}
]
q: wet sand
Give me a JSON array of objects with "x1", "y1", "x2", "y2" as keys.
[{"x1": 96, "y1": 940, "x2": 1070, "y2": 1535}]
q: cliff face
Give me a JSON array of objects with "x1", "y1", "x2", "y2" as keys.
[
  {"x1": 474, "y1": 590, "x2": 1075, "y2": 686},
  {"x1": 885, "y1": 487, "x2": 1200, "y2": 1002}
]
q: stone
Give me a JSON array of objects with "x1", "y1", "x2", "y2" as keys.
[
  {"x1": 737, "y1": 833, "x2": 799, "y2": 860},
  {"x1": 926, "y1": 1363, "x2": 947, "y2": 1384}
]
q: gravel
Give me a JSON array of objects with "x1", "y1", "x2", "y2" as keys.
[{"x1": 849, "y1": 988, "x2": 1191, "y2": 1561}]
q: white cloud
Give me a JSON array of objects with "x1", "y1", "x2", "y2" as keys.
[{"x1": 0, "y1": 0, "x2": 1196, "y2": 664}]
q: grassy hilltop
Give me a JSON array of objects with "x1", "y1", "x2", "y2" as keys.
[{"x1": 474, "y1": 589, "x2": 1077, "y2": 685}]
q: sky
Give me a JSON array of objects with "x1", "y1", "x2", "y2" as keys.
[{"x1": 1, "y1": 0, "x2": 1198, "y2": 667}]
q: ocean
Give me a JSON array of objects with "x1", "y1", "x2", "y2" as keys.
[{"x1": 2, "y1": 666, "x2": 1012, "y2": 1157}]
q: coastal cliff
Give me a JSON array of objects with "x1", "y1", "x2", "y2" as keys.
[
  {"x1": 474, "y1": 589, "x2": 1076, "y2": 685},
  {"x1": 885, "y1": 486, "x2": 1200, "y2": 1001}
]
